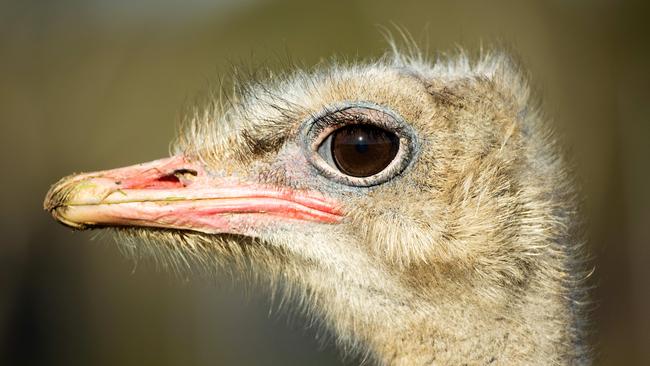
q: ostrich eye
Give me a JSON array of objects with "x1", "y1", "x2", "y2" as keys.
[
  {"x1": 304, "y1": 104, "x2": 417, "y2": 187},
  {"x1": 330, "y1": 125, "x2": 399, "y2": 177}
]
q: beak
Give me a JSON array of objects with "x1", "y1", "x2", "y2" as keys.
[{"x1": 44, "y1": 156, "x2": 343, "y2": 235}]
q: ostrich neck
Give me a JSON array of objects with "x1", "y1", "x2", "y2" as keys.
[{"x1": 310, "y1": 268, "x2": 585, "y2": 365}]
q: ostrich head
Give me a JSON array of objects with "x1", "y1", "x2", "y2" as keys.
[{"x1": 44, "y1": 50, "x2": 589, "y2": 365}]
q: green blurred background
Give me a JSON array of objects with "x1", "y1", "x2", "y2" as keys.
[{"x1": 1, "y1": 0, "x2": 648, "y2": 364}]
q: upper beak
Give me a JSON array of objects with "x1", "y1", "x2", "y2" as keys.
[{"x1": 44, "y1": 156, "x2": 343, "y2": 235}]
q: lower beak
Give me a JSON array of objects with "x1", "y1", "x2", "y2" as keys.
[{"x1": 44, "y1": 156, "x2": 342, "y2": 234}]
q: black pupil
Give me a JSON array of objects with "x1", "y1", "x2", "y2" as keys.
[{"x1": 331, "y1": 124, "x2": 399, "y2": 177}]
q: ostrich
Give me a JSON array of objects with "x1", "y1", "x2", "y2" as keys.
[{"x1": 44, "y1": 49, "x2": 589, "y2": 365}]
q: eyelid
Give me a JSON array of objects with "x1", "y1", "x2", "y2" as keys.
[{"x1": 308, "y1": 105, "x2": 407, "y2": 151}]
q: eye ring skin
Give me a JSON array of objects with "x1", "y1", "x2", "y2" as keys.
[{"x1": 300, "y1": 101, "x2": 419, "y2": 187}]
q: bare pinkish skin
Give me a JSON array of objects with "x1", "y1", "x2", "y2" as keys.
[{"x1": 45, "y1": 156, "x2": 343, "y2": 234}]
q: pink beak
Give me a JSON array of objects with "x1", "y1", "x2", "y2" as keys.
[{"x1": 44, "y1": 156, "x2": 343, "y2": 235}]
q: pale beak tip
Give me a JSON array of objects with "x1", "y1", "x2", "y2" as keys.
[
  {"x1": 44, "y1": 175, "x2": 87, "y2": 230},
  {"x1": 49, "y1": 206, "x2": 89, "y2": 230}
]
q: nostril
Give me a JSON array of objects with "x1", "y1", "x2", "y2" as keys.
[
  {"x1": 172, "y1": 169, "x2": 198, "y2": 178},
  {"x1": 110, "y1": 167, "x2": 200, "y2": 190},
  {"x1": 150, "y1": 169, "x2": 198, "y2": 188},
  {"x1": 156, "y1": 174, "x2": 181, "y2": 184},
  {"x1": 155, "y1": 169, "x2": 197, "y2": 184}
]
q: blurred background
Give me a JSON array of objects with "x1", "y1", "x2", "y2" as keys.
[{"x1": 1, "y1": 0, "x2": 648, "y2": 364}]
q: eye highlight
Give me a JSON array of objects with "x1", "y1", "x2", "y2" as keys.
[{"x1": 303, "y1": 103, "x2": 417, "y2": 187}]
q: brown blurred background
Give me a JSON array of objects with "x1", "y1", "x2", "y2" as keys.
[{"x1": 1, "y1": 0, "x2": 648, "y2": 365}]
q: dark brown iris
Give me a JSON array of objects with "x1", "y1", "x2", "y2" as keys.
[{"x1": 331, "y1": 124, "x2": 399, "y2": 177}]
